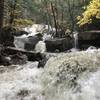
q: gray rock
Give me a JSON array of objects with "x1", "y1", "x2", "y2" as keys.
[
  {"x1": 24, "y1": 35, "x2": 42, "y2": 51},
  {"x1": 45, "y1": 37, "x2": 72, "y2": 52},
  {"x1": 78, "y1": 31, "x2": 100, "y2": 49}
]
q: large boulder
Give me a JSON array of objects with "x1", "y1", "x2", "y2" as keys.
[
  {"x1": 14, "y1": 33, "x2": 43, "y2": 50},
  {"x1": 24, "y1": 34, "x2": 42, "y2": 51},
  {"x1": 14, "y1": 30, "x2": 29, "y2": 36},
  {"x1": 0, "y1": 26, "x2": 29, "y2": 47},
  {"x1": 10, "y1": 52, "x2": 28, "y2": 65},
  {"x1": 0, "y1": 55, "x2": 11, "y2": 66},
  {"x1": 78, "y1": 31, "x2": 100, "y2": 49},
  {"x1": 45, "y1": 37, "x2": 72, "y2": 52}
]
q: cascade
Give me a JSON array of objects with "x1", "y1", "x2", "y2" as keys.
[
  {"x1": 35, "y1": 41, "x2": 46, "y2": 53},
  {"x1": 73, "y1": 31, "x2": 79, "y2": 49}
]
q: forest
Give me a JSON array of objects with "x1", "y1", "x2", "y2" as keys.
[{"x1": 0, "y1": 0, "x2": 94, "y2": 30}]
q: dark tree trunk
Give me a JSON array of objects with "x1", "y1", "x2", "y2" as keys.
[
  {"x1": 9, "y1": 0, "x2": 17, "y2": 26},
  {"x1": 51, "y1": 2, "x2": 58, "y2": 37},
  {"x1": 0, "y1": 0, "x2": 4, "y2": 30},
  {"x1": 67, "y1": 0, "x2": 75, "y2": 33},
  {"x1": 42, "y1": 0, "x2": 51, "y2": 30}
]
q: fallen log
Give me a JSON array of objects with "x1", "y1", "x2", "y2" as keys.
[{"x1": 2, "y1": 47, "x2": 45, "y2": 62}]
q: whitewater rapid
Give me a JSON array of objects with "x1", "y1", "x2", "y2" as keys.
[
  {"x1": 0, "y1": 50, "x2": 100, "y2": 100},
  {"x1": 0, "y1": 62, "x2": 45, "y2": 100}
]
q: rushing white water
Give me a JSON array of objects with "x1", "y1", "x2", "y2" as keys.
[
  {"x1": 86, "y1": 46, "x2": 97, "y2": 51},
  {"x1": 14, "y1": 35, "x2": 28, "y2": 49},
  {"x1": 1, "y1": 50, "x2": 100, "y2": 100},
  {"x1": 14, "y1": 24, "x2": 52, "y2": 50},
  {"x1": 23, "y1": 24, "x2": 52, "y2": 36},
  {"x1": 41, "y1": 49, "x2": 100, "y2": 100},
  {"x1": 35, "y1": 41, "x2": 46, "y2": 53},
  {"x1": 0, "y1": 62, "x2": 45, "y2": 100},
  {"x1": 73, "y1": 32, "x2": 79, "y2": 49},
  {"x1": 68, "y1": 48, "x2": 79, "y2": 52},
  {"x1": 43, "y1": 34, "x2": 53, "y2": 41}
]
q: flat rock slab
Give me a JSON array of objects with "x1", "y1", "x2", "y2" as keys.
[{"x1": 3, "y1": 47, "x2": 44, "y2": 61}]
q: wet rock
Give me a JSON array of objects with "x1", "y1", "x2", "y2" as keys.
[
  {"x1": 0, "y1": 55, "x2": 11, "y2": 66},
  {"x1": 0, "y1": 66, "x2": 7, "y2": 73},
  {"x1": 86, "y1": 46, "x2": 97, "y2": 51},
  {"x1": 14, "y1": 33, "x2": 43, "y2": 50},
  {"x1": 45, "y1": 37, "x2": 72, "y2": 52},
  {"x1": 14, "y1": 30, "x2": 29, "y2": 36},
  {"x1": 0, "y1": 27, "x2": 29, "y2": 47},
  {"x1": 78, "y1": 31, "x2": 100, "y2": 49},
  {"x1": 24, "y1": 34, "x2": 43, "y2": 51},
  {"x1": 24, "y1": 36, "x2": 39, "y2": 50},
  {"x1": 3, "y1": 46, "x2": 44, "y2": 62},
  {"x1": 10, "y1": 52, "x2": 28, "y2": 65},
  {"x1": 17, "y1": 89, "x2": 30, "y2": 97},
  {"x1": 38, "y1": 54, "x2": 47, "y2": 68}
]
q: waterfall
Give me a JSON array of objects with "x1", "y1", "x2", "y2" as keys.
[
  {"x1": 14, "y1": 35, "x2": 28, "y2": 49},
  {"x1": 35, "y1": 41, "x2": 46, "y2": 53},
  {"x1": 73, "y1": 31, "x2": 79, "y2": 49}
]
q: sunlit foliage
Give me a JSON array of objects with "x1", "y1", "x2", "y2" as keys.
[{"x1": 77, "y1": 0, "x2": 100, "y2": 26}]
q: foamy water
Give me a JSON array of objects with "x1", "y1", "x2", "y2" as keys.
[
  {"x1": 41, "y1": 49, "x2": 100, "y2": 100},
  {"x1": 1, "y1": 50, "x2": 100, "y2": 100},
  {"x1": 0, "y1": 62, "x2": 44, "y2": 100}
]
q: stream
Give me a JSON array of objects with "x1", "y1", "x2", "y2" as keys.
[{"x1": 0, "y1": 49, "x2": 100, "y2": 100}]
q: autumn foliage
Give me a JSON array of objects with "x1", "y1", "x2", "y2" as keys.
[{"x1": 77, "y1": 0, "x2": 100, "y2": 26}]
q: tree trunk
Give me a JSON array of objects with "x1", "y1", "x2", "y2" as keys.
[
  {"x1": 67, "y1": 0, "x2": 75, "y2": 33},
  {"x1": 9, "y1": 0, "x2": 17, "y2": 26},
  {"x1": 0, "y1": 0, "x2": 4, "y2": 30},
  {"x1": 51, "y1": 2, "x2": 58, "y2": 37}
]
